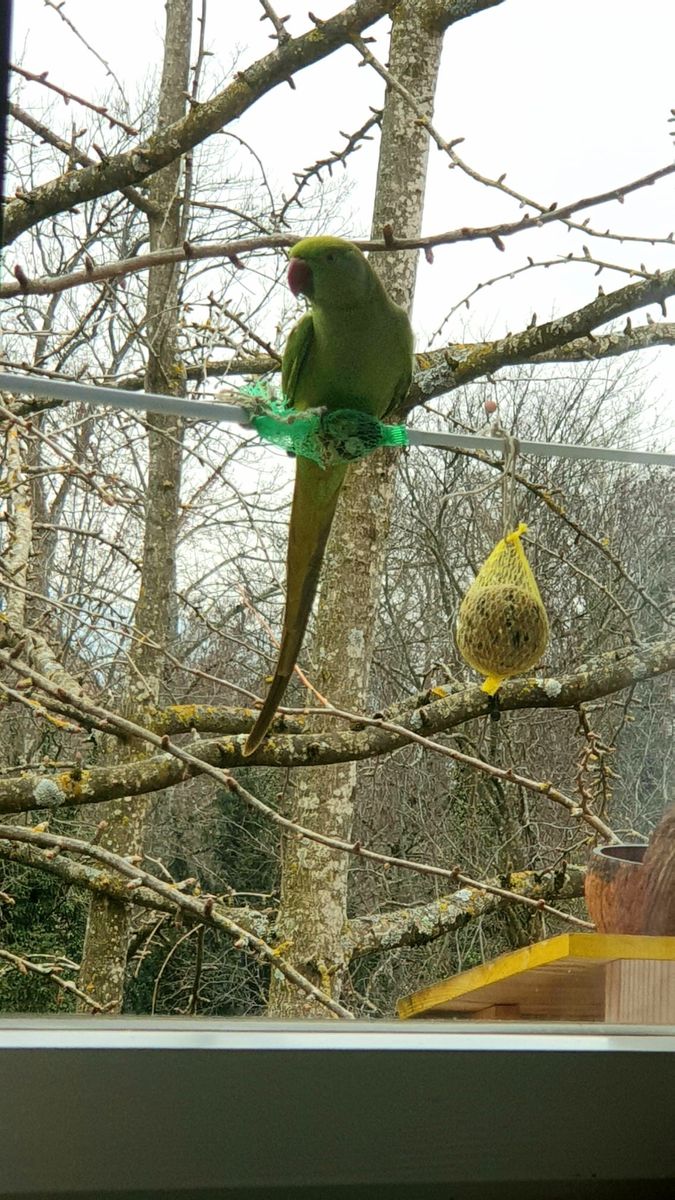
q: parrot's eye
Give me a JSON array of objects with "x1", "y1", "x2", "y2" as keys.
[{"x1": 325, "y1": 252, "x2": 336, "y2": 262}]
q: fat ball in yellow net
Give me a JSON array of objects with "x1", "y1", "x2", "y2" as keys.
[{"x1": 456, "y1": 522, "x2": 549, "y2": 695}]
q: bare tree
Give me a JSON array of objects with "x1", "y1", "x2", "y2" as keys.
[{"x1": 75, "y1": 0, "x2": 194, "y2": 1012}]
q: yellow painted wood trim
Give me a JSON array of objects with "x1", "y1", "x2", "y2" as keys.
[{"x1": 397, "y1": 933, "x2": 675, "y2": 1019}]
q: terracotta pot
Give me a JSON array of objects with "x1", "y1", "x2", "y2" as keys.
[
  {"x1": 584, "y1": 843, "x2": 648, "y2": 934},
  {"x1": 641, "y1": 806, "x2": 675, "y2": 936},
  {"x1": 584, "y1": 806, "x2": 675, "y2": 936}
]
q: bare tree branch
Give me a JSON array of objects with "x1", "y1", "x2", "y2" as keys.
[
  {"x1": 0, "y1": 946, "x2": 109, "y2": 1011},
  {"x1": 345, "y1": 862, "x2": 587, "y2": 957},
  {"x1": 426, "y1": 0, "x2": 507, "y2": 29},
  {"x1": 0, "y1": 832, "x2": 586, "y2": 959},
  {"x1": 0, "y1": 835, "x2": 271, "y2": 936},
  {"x1": 5, "y1": 175, "x2": 675, "y2": 296},
  {"x1": 407, "y1": 268, "x2": 675, "y2": 405},
  {"x1": 8, "y1": 102, "x2": 157, "y2": 216},
  {"x1": 350, "y1": 28, "x2": 675, "y2": 252},
  {"x1": 9, "y1": 64, "x2": 138, "y2": 135},
  {"x1": 0, "y1": 638, "x2": 671, "y2": 813},
  {"x1": 4, "y1": 0, "x2": 395, "y2": 244},
  {"x1": 0, "y1": 824, "x2": 354, "y2": 1018},
  {"x1": 78, "y1": 323, "x2": 674, "y2": 398},
  {"x1": 27, "y1": 0, "x2": 127, "y2": 102}
]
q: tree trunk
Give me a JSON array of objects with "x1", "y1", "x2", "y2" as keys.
[
  {"x1": 267, "y1": 1, "x2": 444, "y2": 1017},
  {"x1": 77, "y1": 0, "x2": 192, "y2": 1011}
]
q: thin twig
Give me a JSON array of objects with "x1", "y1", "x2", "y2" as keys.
[
  {"x1": 189, "y1": 924, "x2": 206, "y2": 1015},
  {"x1": 238, "y1": 585, "x2": 331, "y2": 707},
  {"x1": 10, "y1": 63, "x2": 138, "y2": 135},
  {"x1": 41, "y1": 0, "x2": 128, "y2": 104},
  {"x1": 278, "y1": 109, "x2": 382, "y2": 223},
  {"x1": 0, "y1": 822, "x2": 353, "y2": 1019},
  {"x1": 349, "y1": 33, "x2": 675, "y2": 250},
  {"x1": 0, "y1": 946, "x2": 109, "y2": 1011},
  {"x1": 300, "y1": 704, "x2": 618, "y2": 844},
  {"x1": 0, "y1": 651, "x2": 593, "y2": 928},
  {"x1": 258, "y1": 0, "x2": 291, "y2": 44},
  {"x1": 8, "y1": 102, "x2": 156, "y2": 216},
  {"x1": 4, "y1": 218, "x2": 674, "y2": 299}
]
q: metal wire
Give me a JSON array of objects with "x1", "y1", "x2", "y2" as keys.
[{"x1": 0, "y1": 371, "x2": 673, "y2": 469}]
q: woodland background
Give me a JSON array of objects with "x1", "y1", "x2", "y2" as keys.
[{"x1": 0, "y1": 0, "x2": 673, "y2": 1018}]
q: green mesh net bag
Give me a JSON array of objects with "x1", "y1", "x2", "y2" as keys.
[
  {"x1": 456, "y1": 522, "x2": 549, "y2": 695},
  {"x1": 243, "y1": 387, "x2": 408, "y2": 469}
]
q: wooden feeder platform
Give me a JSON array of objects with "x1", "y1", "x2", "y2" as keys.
[{"x1": 397, "y1": 933, "x2": 675, "y2": 1024}]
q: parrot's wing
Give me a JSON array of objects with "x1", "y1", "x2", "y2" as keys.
[
  {"x1": 282, "y1": 313, "x2": 314, "y2": 406},
  {"x1": 382, "y1": 359, "x2": 413, "y2": 419},
  {"x1": 381, "y1": 307, "x2": 414, "y2": 418}
]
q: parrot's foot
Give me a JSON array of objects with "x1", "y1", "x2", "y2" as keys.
[{"x1": 236, "y1": 395, "x2": 270, "y2": 424}]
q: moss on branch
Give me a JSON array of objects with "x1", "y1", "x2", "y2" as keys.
[{"x1": 0, "y1": 638, "x2": 671, "y2": 815}]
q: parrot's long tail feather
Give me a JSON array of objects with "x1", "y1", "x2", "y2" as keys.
[{"x1": 243, "y1": 459, "x2": 348, "y2": 756}]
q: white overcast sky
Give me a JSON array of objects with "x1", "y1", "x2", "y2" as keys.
[{"x1": 10, "y1": 0, "x2": 675, "y2": 417}]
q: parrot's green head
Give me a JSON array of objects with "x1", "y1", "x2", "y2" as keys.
[{"x1": 288, "y1": 236, "x2": 374, "y2": 310}]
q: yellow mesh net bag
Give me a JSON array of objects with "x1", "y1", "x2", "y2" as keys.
[{"x1": 456, "y1": 522, "x2": 549, "y2": 695}]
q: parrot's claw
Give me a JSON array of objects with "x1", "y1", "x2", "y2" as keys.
[{"x1": 237, "y1": 396, "x2": 269, "y2": 424}]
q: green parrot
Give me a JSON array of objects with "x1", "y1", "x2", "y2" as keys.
[{"x1": 243, "y1": 236, "x2": 414, "y2": 756}]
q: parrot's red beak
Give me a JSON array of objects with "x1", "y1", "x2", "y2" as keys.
[{"x1": 288, "y1": 257, "x2": 313, "y2": 298}]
